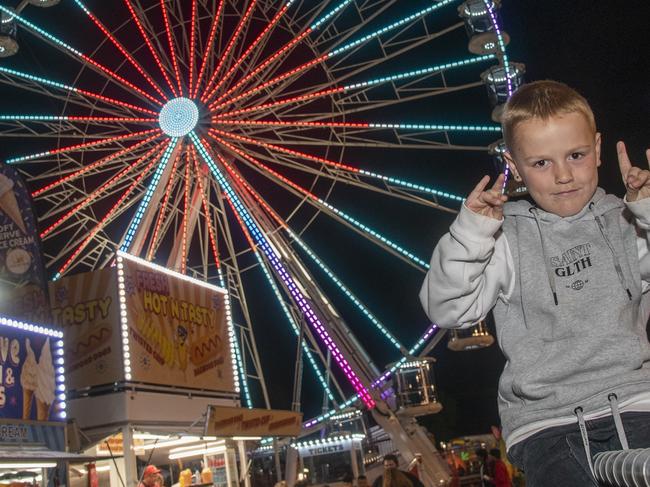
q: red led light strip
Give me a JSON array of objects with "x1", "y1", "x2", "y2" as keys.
[
  {"x1": 192, "y1": 0, "x2": 225, "y2": 99},
  {"x1": 200, "y1": 0, "x2": 259, "y2": 103},
  {"x1": 40, "y1": 142, "x2": 165, "y2": 239},
  {"x1": 146, "y1": 147, "x2": 183, "y2": 260},
  {"x1": 123, "y1": 0, "x2": 177, "y2": 97},
  {"x1": 207, "y1": 29, "x2": 312, "y2": 108},
  {"x1": 211, "y1": 53, "x2": 328, "y2": 111},
  {"x1": 159, "y1": 0, "x2": 184, "y2": 96},
  {"x1": 57, "y1": 139, "x2": 172, "y2": 276},
  {"x1": 32, "y1": 134, "x2": 161, "y2": 197},
  {"x1": 81, "y1": 7, "x2": 166, "y2": 101},
  {"x1": 205, "y1": 2, "x2": 291, "y2": 101}
]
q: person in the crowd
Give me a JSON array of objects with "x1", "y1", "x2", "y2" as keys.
[{"x1": 371, "y1": 454, "x2": 424, "y2": 487}]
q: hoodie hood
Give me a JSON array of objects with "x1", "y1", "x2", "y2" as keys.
[{"x1": 503, "y1": 187, "x2": 624, "y2": 222}]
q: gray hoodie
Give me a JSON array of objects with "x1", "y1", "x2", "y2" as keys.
[{"x1": 420, "y1": 188, "x2": 650, "y2": 443}]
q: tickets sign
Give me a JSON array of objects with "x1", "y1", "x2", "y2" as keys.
[
  {"x1": 118, "y1": 254, "x2": 234, "y2": 392},
  {"x1": 49, "y1": 268, "x2": 123, "y2": 391},
  {"x1": 205, "y1": 406, "x2": 302, "y2": 437}
]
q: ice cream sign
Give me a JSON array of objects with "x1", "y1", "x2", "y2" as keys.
[
  {"x1": 0, "y1": 316, "x2": 66, "y2": 421},
  {"x1": 0, "y1": 164, "x2": 50, "y2": 324}
]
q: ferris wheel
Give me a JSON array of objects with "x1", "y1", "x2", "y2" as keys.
[{"x1": 0, "y1": 0, "x2": 522, "y2": 446}]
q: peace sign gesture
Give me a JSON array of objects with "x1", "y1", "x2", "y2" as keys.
[
  {"x1": 465, "y1": 173, "x2": 508, "y2": 220},
  {"x1": 618, "y1": 141, "x2": 650, "y2": 202}
]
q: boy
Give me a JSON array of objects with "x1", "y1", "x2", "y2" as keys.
[{"x1": 419, "y1": 80, "x2": 650, "y2": 486}]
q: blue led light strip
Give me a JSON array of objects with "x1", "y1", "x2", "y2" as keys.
[
  {"x1": 357, "y1": 169, "x2": 465, "y2": 203},
  {"x1": 310, "y1": 0, "x2": 354, "y2": 29},
  {"x1": 329, "y1": 0, "x2": 456, "y2": 56},
  {"x1": 120, "y1": 138, "x2": 179, "y2": 251},
  {"x1": 0, "y1": 5, "x2": 82, "y2": 55},
  {"x1": 287, "y1": 229, "x2": 404, "y2": 351},
  {"x1": 344, "y1": 55, "x2": 496, "y2": 90}
]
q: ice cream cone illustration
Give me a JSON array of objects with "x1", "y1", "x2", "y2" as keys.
[
  {"x1": 35, "y1": 338, "x2": 55, "y2": 421},
  {"x1": 22, "y1": 389, "x2": 33, "y2": 419},
  {"x1": 0, "y1": 173, "x2": 27, "y2": 235},
  {"x1": 20, "y1": 338, "x2": 38, "y2": 420}
]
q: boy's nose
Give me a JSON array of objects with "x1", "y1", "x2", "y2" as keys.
[{"x1": 554, "y1": 162, "x2": 574, "y2": 184}]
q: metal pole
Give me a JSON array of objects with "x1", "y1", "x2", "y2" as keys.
[
  {"x1": 237, "y1": 440, "x2": 251, "y2": 487},
  {"x1": 122, "y1": 425, "x2": 137, "y2": 487}
]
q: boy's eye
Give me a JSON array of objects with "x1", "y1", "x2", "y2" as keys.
[
  {"x1": 533, "y1": 160, "x2": 549, "y2": 168},
  {"x1": 569, "y1": 152, "x2": 584, "y2": 160}
]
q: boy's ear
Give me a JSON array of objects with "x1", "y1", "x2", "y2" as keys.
[
  {"x1": 595, "y1": 132, "x2": 602, "y2": 167},
  {"x1": 503, "y1": 151, "x2": 522, "y2": 182}
]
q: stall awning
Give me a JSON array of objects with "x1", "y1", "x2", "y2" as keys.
[{"x1": 0, "y1": 447, "x2": 96, "y2": 463}]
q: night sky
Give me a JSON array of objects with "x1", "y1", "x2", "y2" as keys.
[{"x1": 0, "y1": 0, "x2": 648, "y2": 442}]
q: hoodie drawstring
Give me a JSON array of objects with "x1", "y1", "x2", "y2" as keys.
[
  {"x1": 529, "y1": 208, "x2": 559, "y2": 305},
  {"x1": 589, "y1": 203, "x2": 633, "y2": 300},
  {"x1": 574, "y1": 394, "x2": 631, "y2": 480}
]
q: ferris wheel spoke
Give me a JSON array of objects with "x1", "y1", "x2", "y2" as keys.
[
  {"x1": 221, "y1": 154, "x2": 407, "y2": 354},
  {"x1": 0, "y1": 66, "x2": 158, "y2": 117},
  {"x1": 208, "y1": 128, "x2": 463, "y2": 208},
  {"x1": 210, "y1": 0, "x2": 458, "y2": 111},
  {"x1": 192, "y1": 0, "x2": 225, "y2": 99},
  {"x1": 31, "y1": 134, "x2": 162, "y2": 197},
  {"x1": 205, "y1": 0, "x2": 355, "y2": 107},
  {"x1": 40, "y1": 142, "x2": 166, "y2": 240},
  {"x1": 213, "y1": 134, "x2": 429, "y2": 271},
  {"x1": 0, "y1": 115, "x2": 156, "y2": 124},
  {"x1": 146, "y1": 152, "x2": 183, "y2": 261},
  {"x1": 6, "y1": 128, "x2": 161, "y2": 164},
  {"x1": 122, "y1": 0, "x2": 178, "y2": 97},
  {"x1": 52, "y1": 139, "x2": 174, "y2": 279},
  {"x1": 158, "y1": 0, "x2": 184, "y2": 96},
  {"x1": 200, "y1": 0, "x2": 260, "y2": 104},
  {"x1": 120, "y1": 138, "x2": 180, "y2": 252},
  {"x1": 218, "y1": 171, "x2": 341, "y2": 404},
  {"x1": 0, "y1": 6, "x2": 163, "y2": 107},
  {"x1": 191, "y1": 133, "x2": 375, "y2": 407},
  {"x1": 186, "y1": 0, "x2": 198, "y2": 95},
  {"x1": 204, "y1": 1, "x2": 296, "y2": 102},
  {"x1": 72, "y1": 0, "x2": 168, "y2": 101}
]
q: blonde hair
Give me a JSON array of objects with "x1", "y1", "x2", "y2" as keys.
[{"x1": 501, "y1": 80, "x2": 596, "y2": 151}]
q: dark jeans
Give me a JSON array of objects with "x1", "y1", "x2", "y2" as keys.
[{"x1": 508, "y1": 412, "x2": 650, "y2": 487}]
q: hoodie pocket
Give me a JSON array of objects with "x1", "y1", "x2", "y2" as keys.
[{"x1": 510, "y1": 334, "x2": 644, "y2": 405}]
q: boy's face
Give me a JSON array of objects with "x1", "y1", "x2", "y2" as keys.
[{"x1": 505, "y1": 112, "x2": 601, "y2": 217}]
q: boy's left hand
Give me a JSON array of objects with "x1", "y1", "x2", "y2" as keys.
[{"x1": 618, "y1": 141, "x2": 650, "y2": 201}]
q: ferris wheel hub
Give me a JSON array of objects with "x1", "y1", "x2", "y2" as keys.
[{"x1": 158, "y1": 97, "x2": 199, "y2": 137}]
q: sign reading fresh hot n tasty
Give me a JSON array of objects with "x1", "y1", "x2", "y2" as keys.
[
  {"x1": 205, "y1": 406, "x2": 302, "y2": 437},
  {"x1": 50, "y1": 252, "x2": 236, "y2": 394}
]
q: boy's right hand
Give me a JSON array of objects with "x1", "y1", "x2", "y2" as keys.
[{"x1": 466, "y1": 174, "x2": 508, "y2": 220}]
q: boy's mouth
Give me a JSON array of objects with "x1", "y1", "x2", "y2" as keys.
[{"x1": 553, "y1": 188, "x2": 579, "y2": 197}]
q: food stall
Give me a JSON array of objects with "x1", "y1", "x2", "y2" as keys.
[{"x1": 49, "y1": 252, "x2": 241, "y2": 487}]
